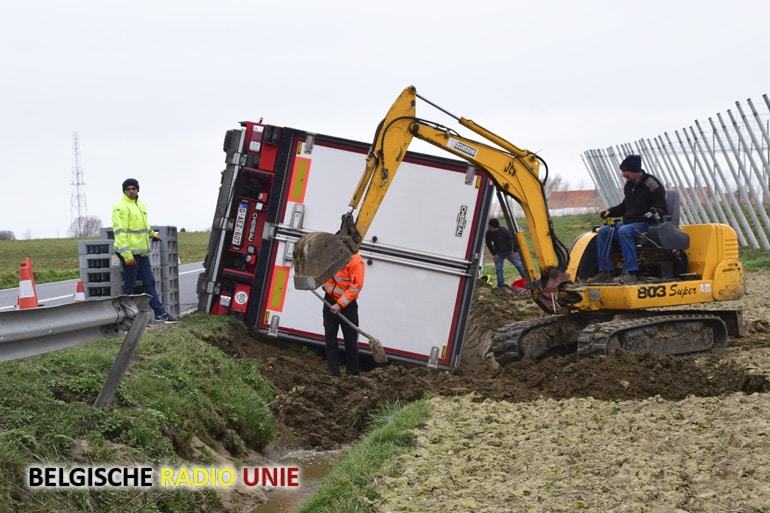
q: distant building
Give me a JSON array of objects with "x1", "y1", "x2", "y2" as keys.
[
  {"x1": 489, "y1": 189, "x2": 603, "y2": 218},
  {"x1": 547, "y1": 190, "x2": 604, "y2": 216}
]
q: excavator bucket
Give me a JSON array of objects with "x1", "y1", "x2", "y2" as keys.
[{"x1": 292, "y1": 232, "x2": 352, "y2": 290}]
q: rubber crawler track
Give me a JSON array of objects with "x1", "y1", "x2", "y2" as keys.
[{"x1": 577, "y1": 313, "x2": 728, "y2": 358}]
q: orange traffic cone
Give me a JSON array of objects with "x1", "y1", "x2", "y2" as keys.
[
  {"x1": 17, "y1": 257, "x2": 39, "y2": 309},
  {"x1": 75, "y1": 280, "x2": 86, "y2": 302}
]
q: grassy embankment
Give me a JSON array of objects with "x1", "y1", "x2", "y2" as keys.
[
  {"x1": 0, "y1": 229, "x2": 427, "y2": 512},
  {"x1": 0, "y1": 314, "x2": 275, "y2": 512}
]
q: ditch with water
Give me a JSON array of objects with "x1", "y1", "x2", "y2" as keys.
[{"x1": 250, "y1": 450, "x2": 342, "y2": 513}]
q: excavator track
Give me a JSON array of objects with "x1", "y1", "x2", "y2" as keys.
[
  {"x1": 576, "y1": 313, "x2": 728, "y2": 358},
  {"x1": 491, "y1": 313, "x2": 730, "y2": 362},
  {"x1": 491, "y1": 316, "x2": 582, "y2": 362}
]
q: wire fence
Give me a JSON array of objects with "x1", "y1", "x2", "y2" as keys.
[{"x1": 582, "y1": 94, "x2": 770, "y2": 250}]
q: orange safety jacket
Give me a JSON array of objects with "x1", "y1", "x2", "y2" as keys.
[{"x1": 322, "y1": 253, "x2": 365, "y2": 308}]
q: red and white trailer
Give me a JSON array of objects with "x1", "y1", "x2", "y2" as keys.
[{"x1": 197, "y1": 121, "x2": 493, "y2": 369}]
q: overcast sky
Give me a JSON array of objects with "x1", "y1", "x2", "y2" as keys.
[{"x1": 2, "y1": 0, "x2": 768, "y2": 239}]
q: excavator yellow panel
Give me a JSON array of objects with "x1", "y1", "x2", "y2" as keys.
[{"x1": 576, "y1": 274, "x2": 742, "y2": 312}]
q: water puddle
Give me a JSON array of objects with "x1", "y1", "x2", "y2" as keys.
[{"x1": 250, "y1": 449, "x2": 342, "y2": 513}]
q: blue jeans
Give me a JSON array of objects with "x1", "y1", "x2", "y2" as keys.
[
  {"x1": 121, "y1": 254, "x2": 167, "y2": 316},
  {"x1": 494, "y1": 250, "x2": 526, "y2": 286},
  {"x1": 596, "y1": 221, "x2": 650, "y2": 273}
]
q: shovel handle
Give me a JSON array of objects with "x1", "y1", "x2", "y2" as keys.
[{"x1": 310, "y1": 289, "x2": 377, "y2": 341}]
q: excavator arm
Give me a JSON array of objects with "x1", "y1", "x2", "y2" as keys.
[{"x1": 294, "y1": 85, "x2": 575, "y2": 313}]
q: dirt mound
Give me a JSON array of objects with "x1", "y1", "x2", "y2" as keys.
[{"x1": 207, "y1": 274, "x2": 770, "y2": 452}]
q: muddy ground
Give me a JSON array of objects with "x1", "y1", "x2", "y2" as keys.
[{"x1": 209, "y1": 269, "x2": 770, "y2": 511}]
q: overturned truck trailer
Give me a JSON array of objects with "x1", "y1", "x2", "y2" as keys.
[{"x1": 197, "y1": 121, "x2": 494, "y2": 369}]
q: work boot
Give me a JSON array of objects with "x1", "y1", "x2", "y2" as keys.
[
  {"x1": 153, "y1": 313, "x2": 178, "y2": 324},
  {"x1": 613, "y1": 272, "x2": 638, "y2": 284},
  {"x1": 585, "y1": 271, "x2": 612, "y2": 283}
]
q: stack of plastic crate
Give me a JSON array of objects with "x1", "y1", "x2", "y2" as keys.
[
  {"x1": 152, "y1": 225, "x2": 180, "y2": 317},
  {"x1": 77, "y1": 240, "x2": 123, "y2": 298},
  {"x1": 78, "y1": 226, "x2": 179, "y2": 316}
]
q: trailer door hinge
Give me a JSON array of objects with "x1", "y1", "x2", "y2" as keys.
[
  {"x1": 283, "y1": 241, "x2": 295, "y2": 266},
  {"x1": 290, "y1": 204, "x2": 305, "y2": 229},
  {"x1": 303, "y1": 134, "x2": 315, "y2": 154},
  {"x1": 465, "y1": 165, "x2": 475, "y2": 185}
]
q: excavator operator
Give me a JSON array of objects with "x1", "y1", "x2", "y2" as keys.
[{"x1": 587, "y1": 154, "x2": 668, "y2": 284}]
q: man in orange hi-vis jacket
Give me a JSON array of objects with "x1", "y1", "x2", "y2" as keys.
[{"x1": 321, "y1": 236, "x2": 365, "y2": 377}]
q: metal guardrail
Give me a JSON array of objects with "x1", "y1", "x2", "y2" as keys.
[
  {"x1": 0, "y1": 295, "x2": 151, "y2": 363},
  {"x1": 0, "y1": 294, "x2": 154, "y2": 408}
]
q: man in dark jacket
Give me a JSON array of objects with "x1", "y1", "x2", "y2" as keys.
[
  {"x1": 588, "y1": 154, "x2": 668, "y2": 284},
  {"x1": 485, "y1": 218, "x2": 526, "y2": 287}
]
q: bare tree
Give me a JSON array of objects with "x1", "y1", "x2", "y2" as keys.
[
  {"x1": 544, "y1": 174, "x2": 568, "y2": 201},
  {"x1": 68, "y1": 216, "x2": 102, "y2": 238},
  {"x1": 0, "y1": 230, "x2": 15, "y2": 240}
]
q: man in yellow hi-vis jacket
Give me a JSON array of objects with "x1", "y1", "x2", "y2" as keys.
[{"x1": 112, "y1": 178, "x2": 176, "y2": 323}]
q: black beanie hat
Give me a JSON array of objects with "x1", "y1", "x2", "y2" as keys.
[
  {"x1": 619, "y1": 155, "x2": 643, "y2": 173},
  {"x1": 488, "y1": 218, "x2": 500, "y2": 228},
  {"x1": 122, "y1": 178, "x2": 139, "y2": 191}
]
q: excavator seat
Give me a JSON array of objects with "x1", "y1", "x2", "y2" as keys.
[
  {"x1": 660, "y1": 189, "x2": 681, "y2": 226},
  {"x1": 635, "y1": 190, "x2": 690, "y2": 279}
]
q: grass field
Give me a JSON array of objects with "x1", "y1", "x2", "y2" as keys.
[
  {"x1": 2, "y1": 216, "x2": 767, "y2": 291},
  {"x1": 0, "y1": 231, "x2": 211, "y2": 290}
]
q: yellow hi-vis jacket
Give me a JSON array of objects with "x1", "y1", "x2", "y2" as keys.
[
  {"x1": 112, "y1": 194, "x2": 157, "y2": 260},
  {"x1": 322, "y1": 253, "x2": 365, "y2": 308}
]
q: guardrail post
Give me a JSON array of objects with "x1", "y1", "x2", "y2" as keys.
[{"x1": 94, "y1": 310, "x2": 153, "y2": 409}]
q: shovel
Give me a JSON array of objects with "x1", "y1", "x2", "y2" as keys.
[{"x1": 310, "y1": 289, "x2": 388, "y2": 364}]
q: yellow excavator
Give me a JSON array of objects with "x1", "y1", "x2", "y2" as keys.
[{"x1": 292, "y1": 85, "x2": 745, "y2": 360}]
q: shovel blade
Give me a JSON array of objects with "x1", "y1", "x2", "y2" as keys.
[
  {"x1": 369, "y1": 338, "x2": 388, "y2": 364},
  {"x1": 292, "y1": 232, "x2": 352, "y2": 290}
]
